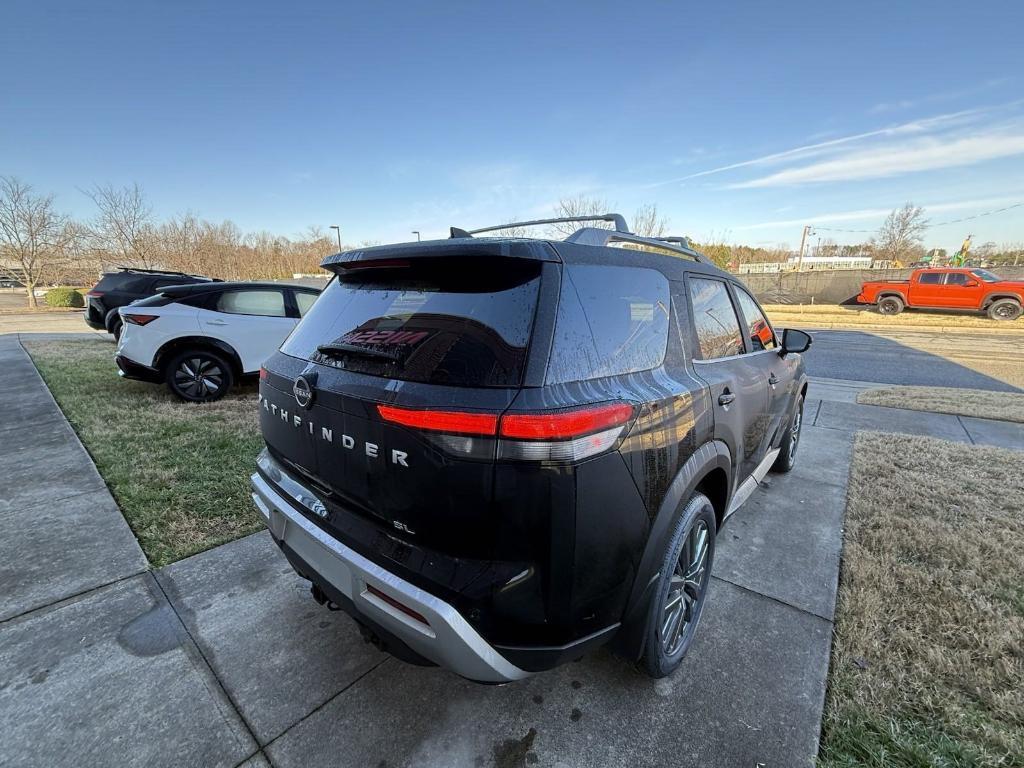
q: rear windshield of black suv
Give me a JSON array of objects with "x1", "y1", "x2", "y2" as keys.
[{"x1": 280, "y1": 257, "x2": 541, "y2": 387}]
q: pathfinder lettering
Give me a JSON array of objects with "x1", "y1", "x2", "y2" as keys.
[{"x1": 259, "y1": 394, "x2": 409, "y2": 467}]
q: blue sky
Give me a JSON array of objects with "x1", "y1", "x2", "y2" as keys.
[{"x1": 2, "y1": 0, "x2": 1023, "y2": 251}]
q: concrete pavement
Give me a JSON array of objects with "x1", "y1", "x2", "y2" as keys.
[
  {"x1": 803, "y1": 329, "x2": 1024, "y2": 391},
  {"x1": 2, "y1": 332, "x2": 1021, "y2": 767}
]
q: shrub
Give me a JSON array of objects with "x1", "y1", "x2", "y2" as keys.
[{"x1": 45, "y1": 287, "x2": 85, "y2": 308}]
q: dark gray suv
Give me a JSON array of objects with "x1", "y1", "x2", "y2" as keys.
[{"x1": 251, "y1": 214, "x2": 811, "y2": 682}]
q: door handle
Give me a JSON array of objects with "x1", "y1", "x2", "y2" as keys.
[
  {"x1": 718, "y1": 391, "x2": 736, "y2": 406},
  {"x1": 768, "y1": 373, "x2": 779, "y2": 387},
  {"x1": 206, "y1": 319, "x2": 228, "y2": 326}
]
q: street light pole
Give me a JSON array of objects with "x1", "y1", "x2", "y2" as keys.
[
  {"x1": 412, "y1": 230, "x2": 421, "y2": 242},
  {"x1": 796, "y1": 225, "x2": 814, "y2": 271},
  {"x1": 329, "y1": 225, "x2": 342, "y2": 252}
]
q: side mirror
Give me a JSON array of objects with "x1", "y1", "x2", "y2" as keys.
[
  {"x1": 780, "y1": 328, "x2": 812, "y2": 355},
  {"x1": 964, "y1": 279, "x2": 979, "y2": 287}
]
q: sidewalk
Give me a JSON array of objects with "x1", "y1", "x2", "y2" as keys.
[{"x1": 2, "y1": 340, "x2": 1019, "y2": 767}]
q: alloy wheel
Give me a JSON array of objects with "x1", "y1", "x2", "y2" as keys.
[
  {"x1": 174, "y1": 356, "x2": 225, "y2": 399},
  {"x1": 660, "y1": 519, "x2": 710, "y2": 656},
  {"x1": 789, "y1": 406, "x2": 802, "y2": 461}
]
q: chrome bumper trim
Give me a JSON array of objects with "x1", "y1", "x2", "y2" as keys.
[{"x1": 250, "y1": 452, "x2": 529, "y2": 683}]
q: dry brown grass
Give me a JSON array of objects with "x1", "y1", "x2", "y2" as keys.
[
  {"x1": 762, "y1": 304, "x2": 1024, "y2": 333},
  {"x1": 856, "y1": 386, "x2": 1024, "y2": 424},
  {"x1": 820, "y1": 431, "x2": 1024, "y2": 766}
]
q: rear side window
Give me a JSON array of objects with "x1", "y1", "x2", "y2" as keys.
[
  {"x1": 688, "y1": 277, "x2": 744, "y2": 360},
  {"x1": 546, "y1": 265, "x2": 670, "y2": 384},
  {"x1": 280, "y1": 258, "x2": 541, "y2": 387},
  {"x1": 294, "y1": 291, "x2": 319, "y2": 316},
  {"x1": 217, "y1": 289, "x2": 287, "y2": 317},
  {"x1": 918, "y1": 272, "x2": 942, "y2": 284}
]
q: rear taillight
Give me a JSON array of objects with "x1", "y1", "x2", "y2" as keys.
[
  {"x1": 259, "y1": 367, "x2": 269, "y2": 381},
  {"x1": 376, "y1": 402, "x2": 635, "y2": 462},
  {"x1": 376, "y1": 405, "x2": 498, "y2": 436},
  {"x1": 122, "y1": 313, "x2": 158, "y2": 326},
  {"x1": 85, "y1": 290, "x2": 103, "y2": 298}
]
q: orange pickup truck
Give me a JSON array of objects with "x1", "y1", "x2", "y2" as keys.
[{"x1": 857, "y1": 268, "x2": 1024, "y2": 321}]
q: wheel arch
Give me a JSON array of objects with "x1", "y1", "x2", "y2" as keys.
[
  {"x1": 876, "y1": 290, "x2": 905, "y2": 302},
  {"x1": 610, "y1": 440, "x2": 732, "y2": 662},
  {"x1": 981, "y1": 292, "x2": 1023, "y2": 309},
  {"x1": 154, "y1": 336, "x2": 243, "y2": 378},
  {"x1": 103, "y1": 307, "x2": 122, "y2": 332}
]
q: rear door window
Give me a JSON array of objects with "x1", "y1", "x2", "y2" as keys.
[
  {"x1": 687, "y1": 277, "x2": 744, "y2": 360},
  {"x1": 545, "y1": 264, "x2": 670, "y2": 384},
  {"x1": 217, "y1": 289, "x2": 288, "y2": 317},
  {"x1": 280, "y1": 258, "x2": 541, "y2": 387}
]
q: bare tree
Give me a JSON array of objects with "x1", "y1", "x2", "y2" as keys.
[
  {"x1": 547, "y1": 195, "x2": 614, "y2": 237},
  {"x1": 548, "y1": 196, "x2": 670, "y2": 238},
  {"x1": 86, "y1": 183, "x2": 157, "y2": 268},
  {"x1": 631, "y1": 203, "x2": 668, "y2": 238},
  {"x1": 0, "y1": 177, "x2": 78, "y2": 307},
  {"x1": 872, "y1": 203, "x2": 929, "y2": 265}
]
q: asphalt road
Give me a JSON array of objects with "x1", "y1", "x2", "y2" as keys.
[{"x1": 804, "y1": 328, "x2": 1024, "y2": 392}]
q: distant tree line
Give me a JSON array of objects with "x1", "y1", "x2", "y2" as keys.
[
  {"x1": 3, "y1": 178, "x2": 1020, "y2": 309},
  {"x1": 0, "y1": 177, "x2": 337, "y2": 307}
]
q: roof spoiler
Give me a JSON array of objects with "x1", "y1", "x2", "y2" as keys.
[{"x1": 450, "y1": 213, "x2": 630, "y2": 238}]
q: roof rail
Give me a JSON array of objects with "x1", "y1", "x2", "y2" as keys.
[
  {"x1": 564, "y1": 228, "x2": 712, "y2": 265},
  {"x1": 452, "y1": 213, "x2": 630, "y2": 238}
]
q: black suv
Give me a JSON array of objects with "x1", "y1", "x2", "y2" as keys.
[
  {"x1": 251, "y1": 215, "x2": 811, "y2": 682},
  {"x1": 85, "y1": 267, "x2": 219, "y2": 339}
]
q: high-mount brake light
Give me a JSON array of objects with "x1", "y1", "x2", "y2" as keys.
[
  {"x1": 500, "y1": 402, "x2": 635, "y2": 440},
  {"x1": 377, "y1": 405, "x2": 498, "y2": 436},
  {"x1": 122, "y1": 313, "x2": 158, "y2": 326}
]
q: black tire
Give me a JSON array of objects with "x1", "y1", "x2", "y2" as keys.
[
  {"x1": 640, "y1": 492, "x2": 716, "y2": 678},
  {"x1": 987, "y1": 298, "x2": 1022, "y2": 322},
  {"x1": 105, "y1": 312, "x2": 123, "y2": 341},
  {"x1": 876, "y1": 295, "x2": 904, "y2": 315},
  {"x1": 165, "y1": 348, "x2": 234, "y2": 402},
  {"x1": 772, "y1": 395, "x2": 804, "y2": 473}
]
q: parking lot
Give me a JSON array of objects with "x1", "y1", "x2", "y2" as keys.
[{"x1": 2, "y1": 317, "x2": 1021, "y2": 767}]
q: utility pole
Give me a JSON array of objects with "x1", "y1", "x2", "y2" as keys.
[
  {"x1": 329, "y1": 225, "x2": 342, "y2": 252},
  {"x1": 796, "y1": 225, "x2": 814, "y2": 271}
]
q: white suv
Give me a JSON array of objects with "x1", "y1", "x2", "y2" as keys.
[{"x1": 115, "y1": 281, "x2": 321, "y2": 402}]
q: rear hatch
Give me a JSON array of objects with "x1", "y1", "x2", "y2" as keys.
[{"x1": 260, "y1": 255, "x2": 545, "y2": 560}]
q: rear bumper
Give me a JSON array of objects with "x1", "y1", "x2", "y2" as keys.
[
  {"x1": 115, "y1": 355, "x2": 162, "y2": 383},
  {"x1": 250, "y1": 452, "x2": 530, "y2": 683}
]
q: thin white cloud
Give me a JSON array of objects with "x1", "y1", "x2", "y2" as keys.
[
  {"x1": 736, "y1": 194, "x2": 1024, "y2": 230},
  {"x1": 643, "y1": 107, "x2": 989, "y2": 188},
  {"x1": 731, "y1": 126, "x2": 1024, "y2": 188},
  {"x1": 868, "y1": 78, "x2": 1011, "y2": 114}
]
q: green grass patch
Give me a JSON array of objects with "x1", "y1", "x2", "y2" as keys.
[
  {"x1": 820, "y1": 432, "x2": 1024, "y2": 767},
  {"x1": 25, "y1": 339, "x2": 264, "y2": 566}
]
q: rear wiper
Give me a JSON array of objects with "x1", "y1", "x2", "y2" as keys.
[{"x1": 316, "y1": 342, "x2": 399, "y2": 362}]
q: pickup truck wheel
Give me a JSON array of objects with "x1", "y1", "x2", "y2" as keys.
[
  {"x1": 877, "y1": 296, "x2": 904, "y2": 315},
  {"x1": 165, "y1": 349, "x2": 234, "y2": 402},
  {"x1": 772, "y1": 395, "x2": 804, "y2": 473},
  {"x1": 640, "y1": 492, "x2": 716, "y2": 678},
  {"x1": 987, "y1": 299, "x2": 1022, "y2": 321}
]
